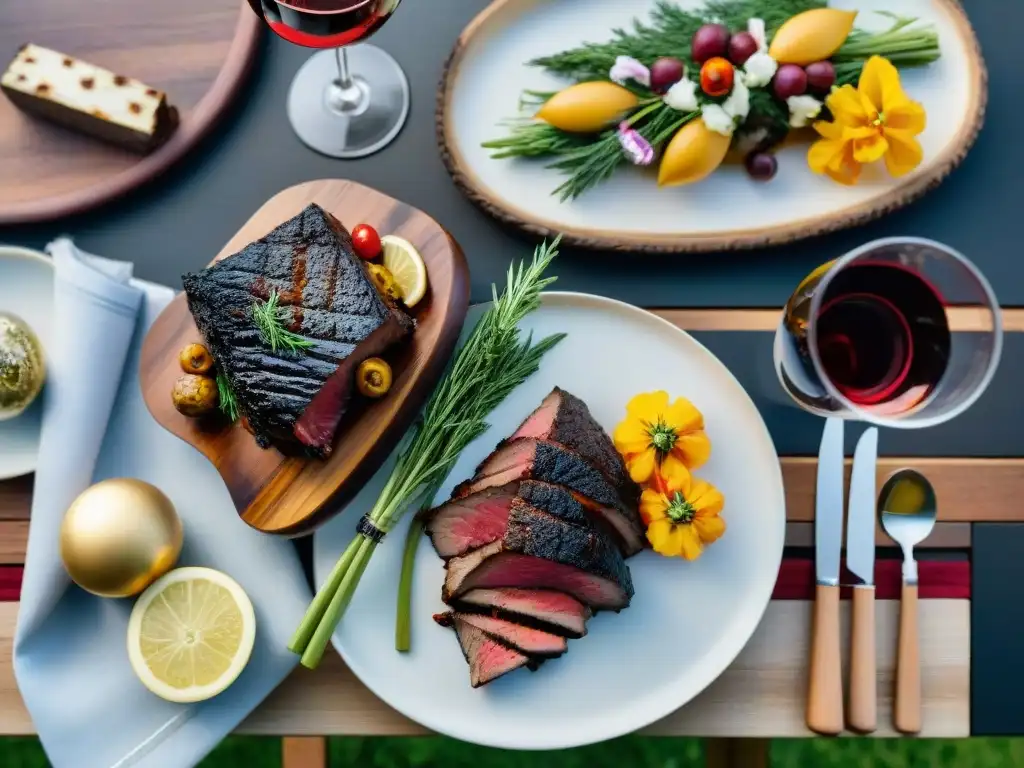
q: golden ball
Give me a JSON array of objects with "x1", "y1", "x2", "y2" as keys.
[{"x1": 60, "y1": 478, "x2": 183, "y2": 598}]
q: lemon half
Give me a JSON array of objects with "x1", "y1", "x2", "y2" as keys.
[
  {"x1": 127, "y1": 567, "x2": 256, "y2": 704},
  {"x1": 381, "y1": 235, "x2": 428, "y2": 308}
]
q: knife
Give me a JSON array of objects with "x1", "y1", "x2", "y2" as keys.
[
  {"x1": 846, "y1": 427, "x2": 879, "y2": 733},
  {"x1": 806, "y1": 416, "x2": 845, "y2": 736}
]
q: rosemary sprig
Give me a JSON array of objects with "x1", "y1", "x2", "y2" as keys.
[
  {"x1": 216, "y1": 371, "x2": 240, "y2": 423},
  {"x1": 290, "y1": 239, "x2": 566, "y2": 668},
  {"x1": 251, "y1": 290, "x2": 315, "y2": 355}
]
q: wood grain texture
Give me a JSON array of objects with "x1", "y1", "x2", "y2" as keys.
[
  {"x1": 138, "y1": 180, "x2": 471, "y2": 536},
  {"x1": 0, "y1": 599, "x2": 970, "y2": 736},
  {"x1": 705, "y1": 739, "x2": 770, "y2": 768},
  {"x1": 848, "y1": 586, "x2": 878, "y2": 734},
  {"x1": 282, "y1": 737, "x2": 326, "y2": 768},
  {"x1": 895, "y1": 583, "x2": 923, "y2": 734},
  {"x1": 0, "y1": 0, "x2": 261, "y2": 225},
  {"x1": 436, "y1": 0, "x2": 988, "y2": 253},
  {"x1": 807, "y1": 584, "x2": 844, "y2": 735}
]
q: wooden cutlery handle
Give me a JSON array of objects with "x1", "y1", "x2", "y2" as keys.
[
  {"x1": 895, "y1": 583, "x2": 921, "y2": 734},
  {"x1": 807, "y1": 583, "x2": 844, "y2": 735},
  {"x1": 848, "y1": 585, "x2": 877, "y2": 733}
]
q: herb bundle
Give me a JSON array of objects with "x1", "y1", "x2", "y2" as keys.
[
  {"x1": 289, "y1": 239, "x2": 566, "y2": 669},
  {"x1": 251, "y1": 289, "x2": 315, "y2": 354}
]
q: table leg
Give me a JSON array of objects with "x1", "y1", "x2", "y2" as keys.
[
  {"x1": 705, "y1": 738, "x2": 770, "y2": 768},
  {"x1": 282, "y1": 736, "x2": 327, "y2": 768}
]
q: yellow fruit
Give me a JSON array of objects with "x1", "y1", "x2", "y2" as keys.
[
  {"x1": 536, "y1": 82, "x2": 639, "y2": 133},
  {"x1": 381, "y1": 235, "x2": 428, "y2": 308},
  {"x1": 657, "y1": 119, "x2": 732, "y2": 187},
  {"x1": 768, "y1": 9, "x2": 858, "y2": 65},
  {"x1": 127, "y1": 567, "x2": 256, "y2": 704}
]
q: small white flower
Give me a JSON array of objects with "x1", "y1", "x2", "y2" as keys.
[
  {"x1": 609, "y1": 56, "x2": 650, "y2": 88},
  {"x1": 748, "y1": 18, "x2": 768, "y2": 52},
  {"x1": 722, "y1": 75, "x2": 750, "y2": 123},
  {"x1": 742, "y1": 52, "x2": 778, "y2": 88},
  {"x1": 701, "y1": 104, "x2": 736, "y2": 136},
  {"x1": 787, "y1": 95, "x2": 823, "y2": 128},
  {"x1": 663, "y1": 78, "x2": 699, "y2": 112}
]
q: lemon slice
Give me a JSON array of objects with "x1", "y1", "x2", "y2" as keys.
[
  {"x1": 127, "y1": 566, "x2": 256, "y2": 704},
  {"x1": 381, "y1": 235, "x2": 428, "y2": 308}
]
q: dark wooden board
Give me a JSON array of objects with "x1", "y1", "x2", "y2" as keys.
[
  {"x1": 0, "y1": 0, "x2": 261, "y2": 225},
  {"x1": 138, "y1": 179, "x2": 471, "y2": 536}
]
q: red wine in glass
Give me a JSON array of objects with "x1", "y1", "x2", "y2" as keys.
[
  {"x1": 250, "y1": 0, "x2": 400, "y2": 49},
  {"x1": 814, "y1": 263, "x2": 951, "y2": 415}
]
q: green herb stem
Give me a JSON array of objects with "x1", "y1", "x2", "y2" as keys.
[
  {"x1": 251, "y1": 290, "x2": 315, "y2": 355},
  {"x1": 216, "y1": 371, "x2": 240, "y2": 423},
  {"x1": 395, "y1": 505, "x2": 432, "y2": 653}
]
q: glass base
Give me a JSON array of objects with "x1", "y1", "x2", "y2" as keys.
[{"x1": 287, "y1": 45, "x2": 410, "y2": 159}]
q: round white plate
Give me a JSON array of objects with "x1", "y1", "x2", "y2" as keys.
[
  {"x1": 314, "y1": 292, "x2": 785, "y2": 750},
  {"x1": 0, "y1": 246, "x2": 54, "y2": 480}
]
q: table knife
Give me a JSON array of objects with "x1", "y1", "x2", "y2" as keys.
[
  {"x1": 807, "y1": 416, "x2": 845, "y2": 736},
  {"x1": 846, "y1": 427, "x2": 879, "y2": 733}
]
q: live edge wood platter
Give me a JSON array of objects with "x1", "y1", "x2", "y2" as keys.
[
  {"x1": 437, "y1": 0, "x2": 987, "y2": 253},
  {"x1": 0, "y1": 0, "x2": 260, "y2": 225},
  {"x1": 138, "y1": 180, "x2": 471, "y2": 536}
]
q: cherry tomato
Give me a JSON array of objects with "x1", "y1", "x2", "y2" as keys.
[{"x1": 352, "y1": 224, "x2": 382, "y2": 261}]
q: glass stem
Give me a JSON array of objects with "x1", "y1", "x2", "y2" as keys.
[
  {"x1": 335, "y1": 47, "x2": 353, "y2": 90},
  {"x1": 327, "y1": 46, "x2": 366, "y2": 114}
]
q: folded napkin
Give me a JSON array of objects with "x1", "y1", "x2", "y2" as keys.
[{"x1": 13, "y1": 238, "x2": 312, "y2": 768}]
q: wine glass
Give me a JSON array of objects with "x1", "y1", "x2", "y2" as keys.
[
  {"x1": 247, "y1": 0, "x2": 409, "y2": 158},
  {"x1": 774, "y1": 237, "x2": 1002, "y2": 429}
]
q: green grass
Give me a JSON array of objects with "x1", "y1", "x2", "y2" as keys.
[{"x1": 3, "y1": 736, "x2": 1023, "y2": 767}]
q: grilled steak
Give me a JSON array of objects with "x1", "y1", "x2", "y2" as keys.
[
  {"x1": 434, "y1": 612, "x2": 567, "y2": 657},
  {"x1": 437, "y1": 613, "x2": 534, "y2": 688},
  {"x1": 454, "y1": 588, "x2": 590, "y2": 639},
  {"x1": 426, "y1": 480, "x2": 593, "y2": 559},
  {"x1": 511, "y1": 387, "x2": 639, "y2": 504},
  {"x1": 443, "y1": 499, "x2": 634, "y2": 610},
  {"x1": 183, "y1": 203, "x2": 414, "y2": 457},
  {"x1": 453, "y1": 439, "x2": 645, "y2": 556}
]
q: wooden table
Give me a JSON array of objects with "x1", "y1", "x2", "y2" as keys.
[{"x1": 1, "y1": 308, "x2": 1016, "y2": 767}]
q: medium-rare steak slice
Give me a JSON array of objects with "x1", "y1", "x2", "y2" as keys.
[
  {"x1": 511, "y1": 387, "x2": 639, "y2": 504},
  {"x1": 436, "y1": 613, "x2": 534, "y2": 688},
  {"x1": 427, "y1": 480, "x2": 593, "y2": 559},
  {"x1": 434, "y1": 612, "x2": 567, "y2": 657},
  {"x1": 443, "y1": 500, "x2": 634, "y2": 610},
  {"x1": 454, "y1": 588, "x2": 590, "y2": 639},
  {"x1": 453, "y1": 439, "x2": 645, "y2": 556},
  {"x1": 183, "y1": 203, "x2": 414, "y2": 457}
]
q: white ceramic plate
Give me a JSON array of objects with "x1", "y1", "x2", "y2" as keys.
[
  {"x1": 0, "y1": 246, "x2": 54, "y2": 480},
  {"x1": 440, "y1": 0, "x2": 985, "y2": 252},
  {"x1": 314, "y1": 292, "x2": 785, "y2": 750}
]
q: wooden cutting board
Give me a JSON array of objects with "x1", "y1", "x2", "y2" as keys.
[
  {"x1": 138, "y1": 179, "x2": 471, "y2": 536},
  {"x1": 0, "y1": 0, "x2": 260, "y2": 225}
]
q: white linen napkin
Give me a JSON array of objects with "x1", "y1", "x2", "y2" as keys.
[{"x1": 13, "y1": 238, "x2": 312, "y2": 768}]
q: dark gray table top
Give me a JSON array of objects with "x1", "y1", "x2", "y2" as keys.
[{"x1": 2, "y1": 0, "x2": 1021, "y2": 308}]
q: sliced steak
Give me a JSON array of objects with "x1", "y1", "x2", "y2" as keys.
[
  {"x1": 183, "y1": 203, "x2": 414, "y2": 457},
  {"x1": 443, "y1": 500, "x2": 634, "y2": 610},
  {"x1": 453, "y1": 439, "x2": 645, "y2": 556},
  {"x1": 434, "y1": 612, "x2": 567, "y2": 657},
  {"x1": 454, "y1": 588, "x2": 590, "y2": 639},
  {"x1": 511, "y1": 387, "x2": 639, "y2": 504},
  {"x1": 426, "y1": 480, "x2": 591, "y2": 559},
  {"x1": 436, "y1": 613, "x2": 533, "y2": 688}
]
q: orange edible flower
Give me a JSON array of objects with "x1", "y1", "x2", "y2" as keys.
[
  {"x1": 808, "y1": 56, "x2": 926, "y2": 185},
  {"x1": 613, "y1": 391, "x2": 711, "y2": 484},
  {"x1": 641, "y1": 461, "x2": 725, "y2": 560}
]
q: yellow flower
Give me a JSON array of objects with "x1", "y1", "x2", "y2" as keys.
[
  {"x1": 808, "y1": 56, "x2": 927, "y2": 185},
  {"x1": 640, "y1": 460, "x2": 725, "y2": 560},
  {"x1": 613, "y1": 391, "x2": 711, "y2": 484}
]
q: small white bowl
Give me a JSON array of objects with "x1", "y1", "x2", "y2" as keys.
[{"x1": 0, "y1": 245, "x2": 54, "y2": 480}]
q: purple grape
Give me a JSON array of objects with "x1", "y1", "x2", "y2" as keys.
[
  {"x1": 728, "y1": 32, "x2": 759, "y2": 66},
  {"x1": 772, "y1": 64, "x2": 809, "y2": 100},
  {"x1": 691, "y1": 24, "x2": 730, "y2": 63},
  {"x1": 650, "y1": 57, "x2": 686, "y2": 94},
  {"x1": 805, "y1": 61, "x2": 837, "y2": 94},
  {"x1": 745, "y1": 152, "x2": 778, "y2": 181}
]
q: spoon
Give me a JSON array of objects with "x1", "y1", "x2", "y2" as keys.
[{"x1": 878, "y1": 469, "x2": 937, "y2": 735}]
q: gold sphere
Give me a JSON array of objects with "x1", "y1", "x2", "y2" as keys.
[{"x1": 60, "y1": 478, "x2": 183, "y2": 598}]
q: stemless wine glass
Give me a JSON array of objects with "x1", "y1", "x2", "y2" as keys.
[
  {"x1": 247, "y1": 0, "x2": 409, "y2": 158},
  {"x1": 774, "y1": 237, "x2": 1002, "y2": 429}
]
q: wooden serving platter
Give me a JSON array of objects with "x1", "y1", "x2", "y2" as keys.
[
  {"x1": 438, "y1": 0, "x2": 987, "y2": 253},
  {"x1": 0, "y1": 0, "x2": 261, "y2": 225},
  {"x1": 138, "y1": 180, "x2": 471, "y2": 536}
]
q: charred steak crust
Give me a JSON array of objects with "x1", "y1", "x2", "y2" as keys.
[{"x1": 183, "y1": 203, "x2": 414, "y2": 456}]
